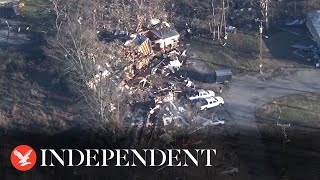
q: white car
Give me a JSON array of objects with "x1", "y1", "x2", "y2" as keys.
[
  {"x1": 188, "y1": 89, "x2": 215, "y2": 100},
  {"x1": 199, "y1": 96, "x2": 224, "y2": 110}
]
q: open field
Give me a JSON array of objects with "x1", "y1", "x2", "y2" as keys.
[
  {"x1": 256, "y1": 93, "x2": 320, "y2": 179},
  {"x1": 188, "y1": 24, "x2": 314, "y2": 73}
]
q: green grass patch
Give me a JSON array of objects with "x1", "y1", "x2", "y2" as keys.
[
  {"x1": 256, "y1": 93, "x2": 320, "y2": 128},
  {"x1": 256, "y1": 93, "x2": 320, "y2": 179},
  {"x1": 227, "y1": 33, "x2": 261, "y2": 52},
  {"x1": 190, "y1": 38, "x2": 260, "y2": 72},
  {"x1": 16, "y1": 0, "x2": 54, "y2": 33}
]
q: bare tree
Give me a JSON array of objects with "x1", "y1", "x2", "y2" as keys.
[{"x1": 46, "y1": 0, "x2": 134, "y2": 135}]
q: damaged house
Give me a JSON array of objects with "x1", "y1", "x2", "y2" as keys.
[
  {"x1": 147, "y1": 28, "x2": 180, "y2": 52},
  {"x1": 125, "y1": 34, "x2": 152, "y2": 56},
  {"x1": 125, "y1": 27, "x2": 180, "y2": 55}
]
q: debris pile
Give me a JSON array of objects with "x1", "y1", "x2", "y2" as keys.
[{"x1": 87, "y1": 19, "x2": 227, "y2": 135}]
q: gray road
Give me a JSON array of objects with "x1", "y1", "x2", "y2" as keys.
[{"x1": 222, "y1": 68, "x2": 320, "y2": 179}]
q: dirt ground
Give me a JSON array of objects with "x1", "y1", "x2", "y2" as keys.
[
  {"x1": 0, "y1": 6, "x2": 81, "y2": 135},
  {"x1": 0, "y1": 49, "x2": 79, "y2": 135}
]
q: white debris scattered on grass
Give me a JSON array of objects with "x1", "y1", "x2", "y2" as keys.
[
  {"x1": 226, "y1": 25, "x2": 236, "y2": 32},
  {"x1": 165, "y1": 58, "x2": 182, "y2": 73},
  {"x1": 181, "y1": 49, "x2": 187, "y2": 57},
  {"x1": 162, "y1": 21, "x2": 171, "y2": 27},
  {"x1": 186, "y1": 80, "x2": 193, "y2": 87},
  {"x1": 100, "y1": 69, "x2": 111, "y2": 77},
  {"x1": 77, "y1": 17, "x2": 83, "y2": 25},
  {"x1": 211, "y1": 120, "x2": 225, "y2": 126},
  {"x1": 31, "y1": 89, "x2": 37, "y2": 96},
  {"x1": 150, "y1": 19, "x2": 161, "y2": 26},
  {"x1": 155, "y1": 92, "x2": 174, "y2": 104},
  {"x1": 139, "y1": 78, "x2": 148, "y2": 87},
  {"x1": 163, "y1": 116, "x2": 173, "y2": 126},
  {"x1": 194, "y1": 116, "x2": 225, "y2": 127},
  {"x1": 168, "y1": 50, "x2": 180, "y2": 57},
  {"x1": 110, "y1": 103, "x2": 116, "y2": 112},
  {"x1": 149, "y1": 105, "x2": 160, "y2": 114},
  {"x1": 178, "y1": 107, "x2": 185, "y2": 113}
]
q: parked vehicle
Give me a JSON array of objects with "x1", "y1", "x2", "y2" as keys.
[
  {"x1": 199, "y1": 96, "x2": 224, "y2": 110},
  {"x1": 188, "y1": 89, "x2": 215, "y2": 100},
  {"x1": 214, "y1": 69, "x2": 232, "y2": 84}
]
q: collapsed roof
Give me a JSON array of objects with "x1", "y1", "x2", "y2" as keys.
[
  {"x1": 151, "y1": 28, "x2": 180, "y2": 39},
  {"x1": 306, "y1": 10, "x2": 320, "y2": 48},
  {"x1": 132, "y1": 34, "x2": 148, "y2": 46}
]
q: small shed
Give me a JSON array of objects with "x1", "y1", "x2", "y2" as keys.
[
  {"x1": 214, "y1": 69, "x2": 232, "y2": 83},
  {"x1": 148, "y1": 28, "x2": 180, "y2": 51}
]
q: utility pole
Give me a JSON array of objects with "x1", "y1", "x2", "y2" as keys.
[
  {"x1": 273, "y1": 101, "x2": 291, "y2": 152},
  {"x1": 255, "y1": 18, "x2": 267, "y2": 74},
  {"x1": 259, "y1": 23, "x2": 263, "y2": 74}
]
